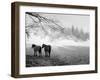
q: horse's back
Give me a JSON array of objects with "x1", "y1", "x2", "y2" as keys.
[
  {"x1": 34, "y1": 46, "x2": 41, "y2": 51},
  {"x1": 44, "y1": 45, "x2": 51, "y2": 51}
]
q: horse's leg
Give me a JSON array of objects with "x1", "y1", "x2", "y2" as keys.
[
  {"x1": 49, "y1": 52, "x2": 50, "y2": 57},
  {"x1": 39, "y1": 49, "x2": 42, "y2": 57},
  {"x1": 48, "y1": 52, "x2": 50, "y2": 57},
  {"x1": 39, "y1": 52, "x2": 41, "y2": 57},
  {"x1": 47, "y1": 52, "x2": 50, "y2": 57},
  {"x1": 34, "y1": 51, "x2": 36, "y2": 56},
  {"x1": 48, "y1": 49, "x2": 51, "y2": 57},
  {"x1": 34, "y1": 50, "x2": 37, "y2": 56},
  {"x1": 45, "y1": 51, "x2": 47, "y2": 57},
  {"x1": 47, "y1": 50, "x2": 50, "y2": 57},
  {"x1": 35, "y1": 51, "x2": 37, "y2": 56},
  {"x1": 39, "y1": 52, "x2": 42, "y2": 57},
  {"x1": 33, "y1": 49, "x2": 34, "y2": 56},
  {"x1": 44, "y1": 50, "x2": 46, "y2": 57}
]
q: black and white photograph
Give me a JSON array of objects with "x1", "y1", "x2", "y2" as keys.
[
  {"x1": 25, "y1": 12, "x2": 90, "y2": 67},
  {"x1": 11, "y1": 2, "x2": 97, "y2": 77}
]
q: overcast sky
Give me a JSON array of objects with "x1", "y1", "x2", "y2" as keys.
[{"x1": 40, "y1": 13, "x2": 90, "y2": 33}]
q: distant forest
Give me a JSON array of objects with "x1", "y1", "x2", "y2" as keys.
[{"x1": 63, "y1": 25, "x2": 89, "y2": 41}]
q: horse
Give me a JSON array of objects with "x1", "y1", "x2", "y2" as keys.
[
  {"x1": 42, "y1": 44, "x2": 51, "y2": 57},
  {"x1": 32, "y1": 44, "x2": 42, "y2": 57}
]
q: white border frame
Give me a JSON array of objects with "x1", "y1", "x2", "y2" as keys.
[{"x1": 19, "y1": 6, "x2": 95, "y2": 75}]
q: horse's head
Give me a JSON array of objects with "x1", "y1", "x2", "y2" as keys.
[
  {"x1": 32, "y1": 44, "x2": 36, "y2": 48},
  {"x1": 42, "y1": 44, "x2": 46, "y2": 48}
]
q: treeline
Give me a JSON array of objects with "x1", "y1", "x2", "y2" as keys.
[{"x1": 63, "y1": 25, "x2": 89, "y2": 41}]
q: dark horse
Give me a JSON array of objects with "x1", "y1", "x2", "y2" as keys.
[
  {"x1": 32, "y1": 44, "x2": 42, "y2": 57},
  {"x1": 42, "y1": 44, "x2": 51, "y2": 57}
]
